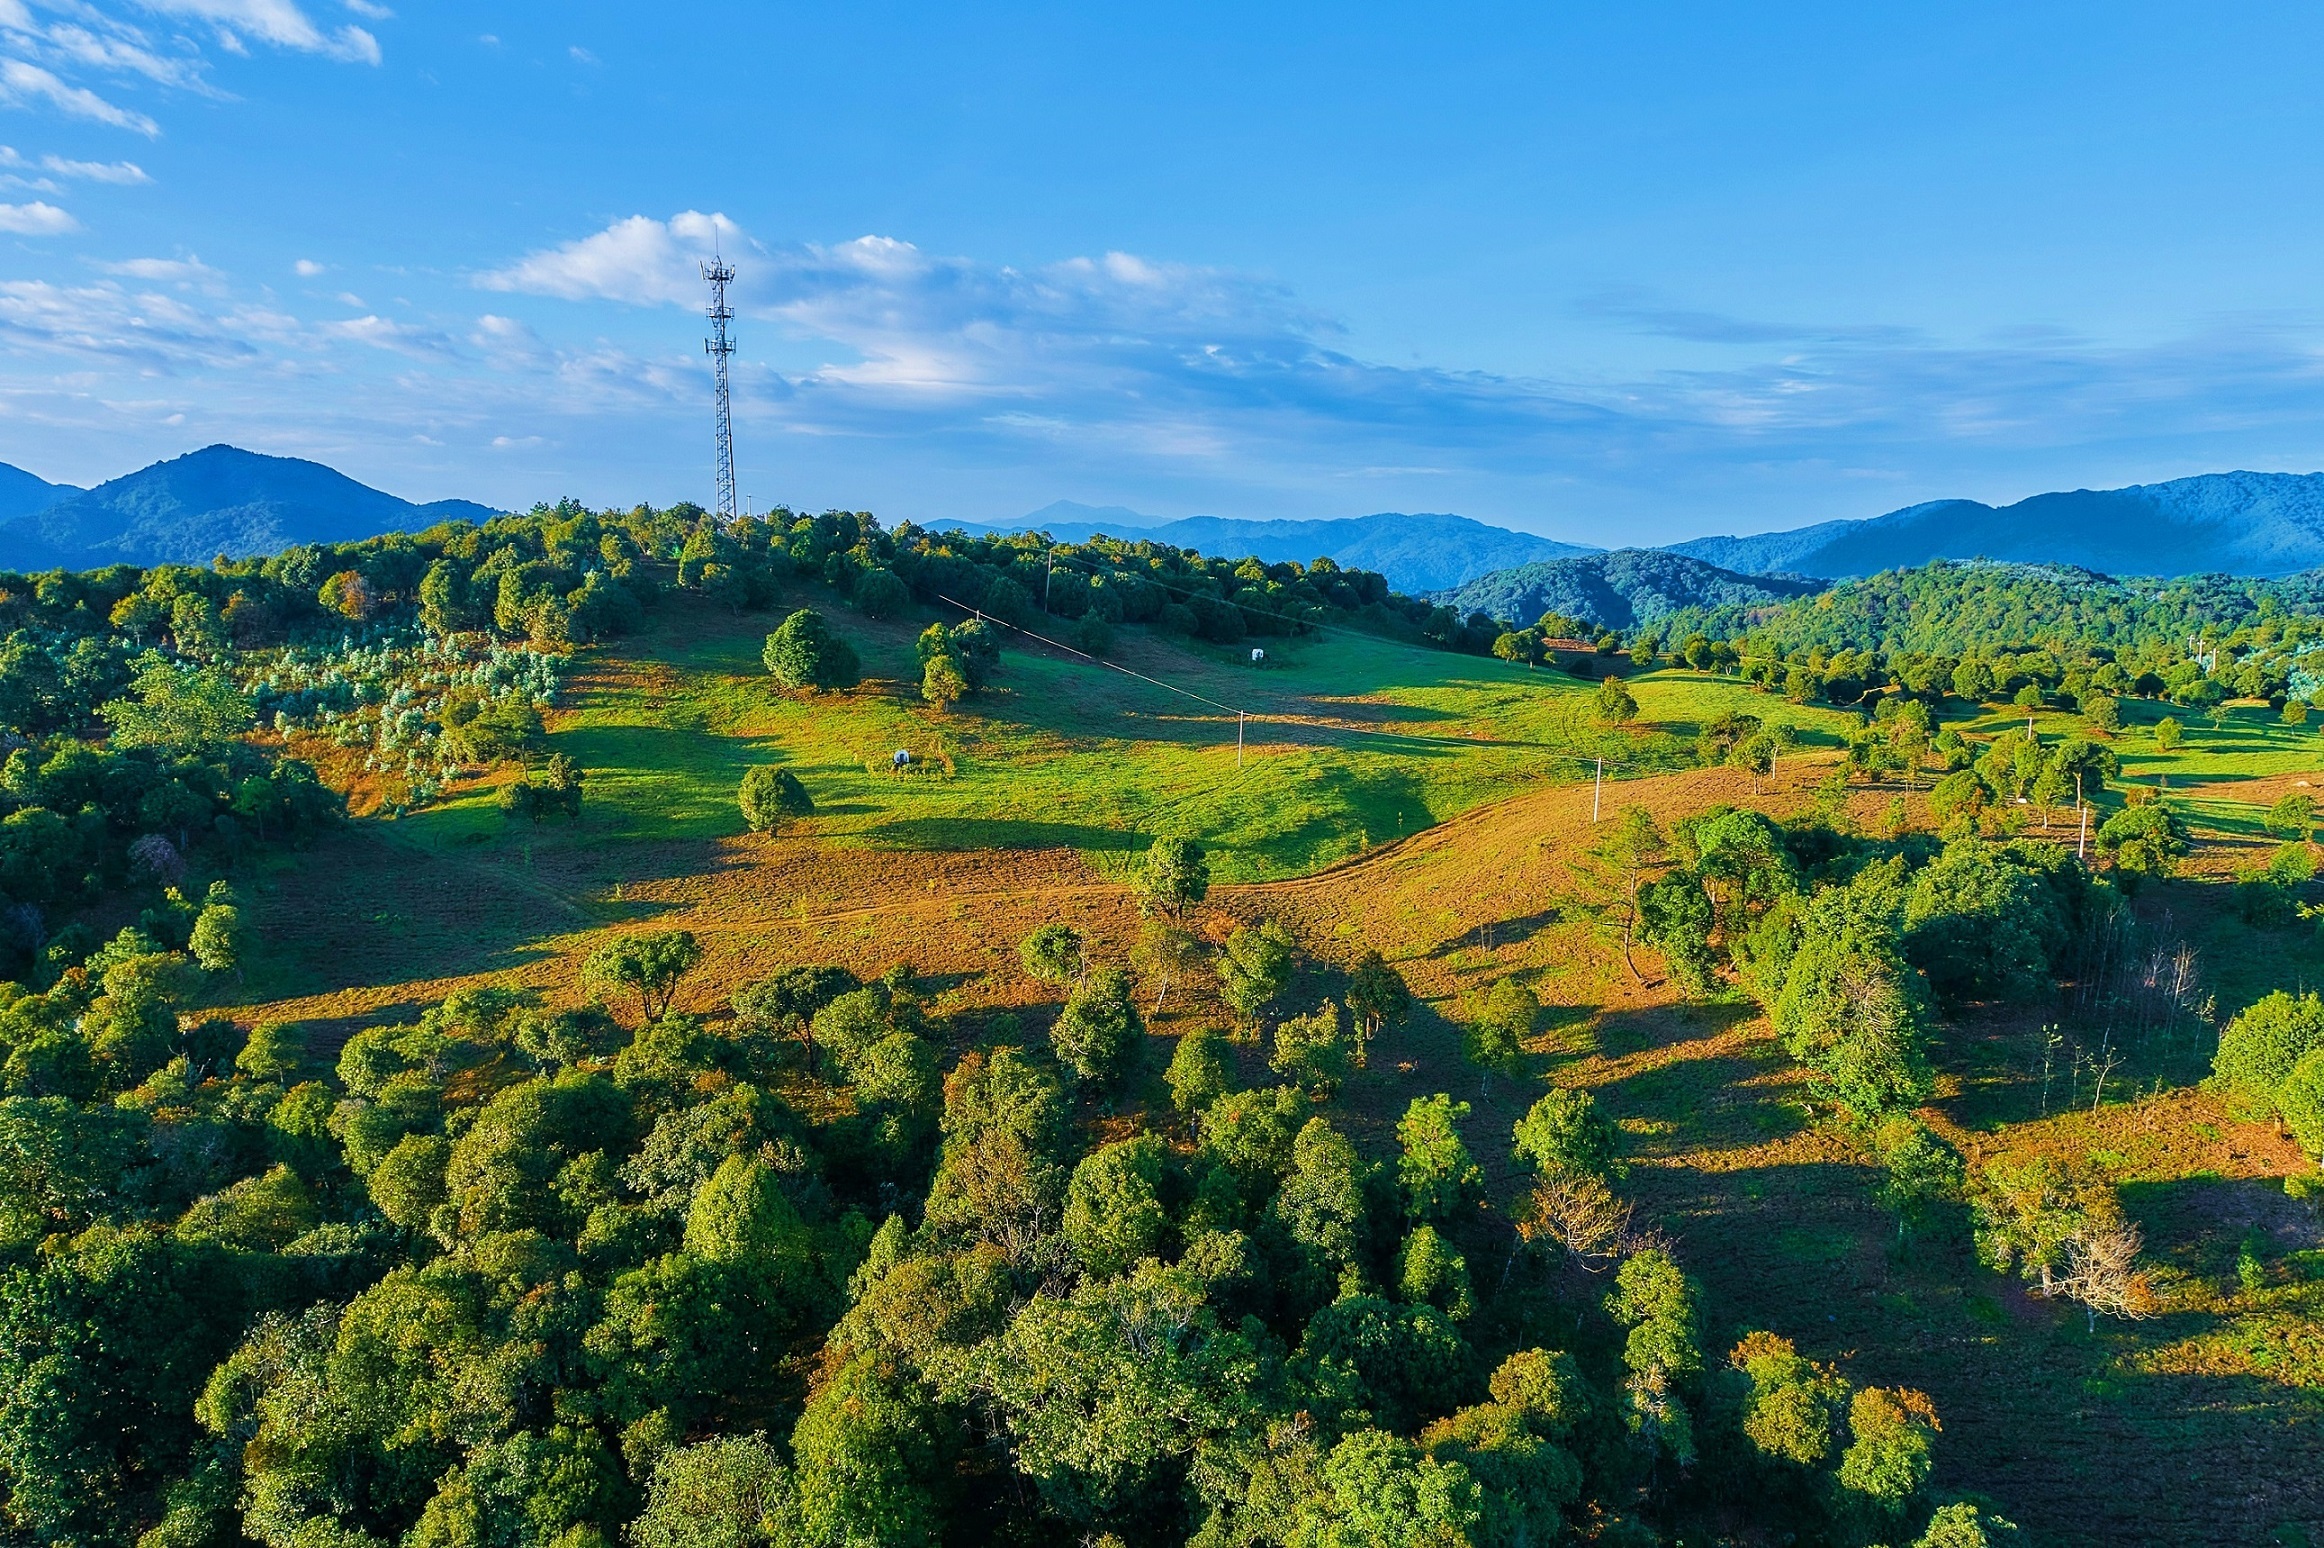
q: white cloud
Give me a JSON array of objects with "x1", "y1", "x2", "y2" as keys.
[
  {"x1": 44, "y1": 152, "x2": 144, "y2": 181},
  {"x1": 342, "y1": 0, "x2": 391, "y2": 18},
  {"x1": 133, "y1": 0, "x2": 379, "y2": 63},
  {"x1": 0, "y1": 58, "x2": 160, "y2": 135},
  {"x1": 0, "y1": 198, "x2": 73, "y2": 231},
  {"x1": 322, "y1": 311, "x2": 452, "y2": 356},
  {"x1": 568, "y1": 45, "x2": 594, "y2": 65},
  {"x1": 477, "y1": 211, "x2": 743, "y2": 305},
  {"x1": 291, "y1": 257, "x2": 323, "y2": 276},
  {"x1": 91, "y1": 254, "x2": 216, "y2": 280}
]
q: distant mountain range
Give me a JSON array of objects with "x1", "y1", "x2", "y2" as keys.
[
  {"x1": 944, "y1": 502, "x2": 1595, "y2": 592},
  {"x1": 1668, "y1": 471, "x2": 2324, "y2": 579},
  {"x1": 1430, "y1": 549, "x2": 1824, "y2": 632},
  {"x1": 0, "y1": 446, "x2": 499, "y2": 571}
]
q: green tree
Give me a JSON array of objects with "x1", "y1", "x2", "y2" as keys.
[
  {"x1": 582, "y1": 930, "x2": 703, "y2": 1023},
  {"x1": 2153, "y1": 715, "x2": 2184, "y2": 751},
  {"x1": 1464, "y1": 978, "x2": 1537, "y2": 1072},
  {"x1": 920, "y1": 652, "x2": 969, "y2": 712},
  {"x1": 1605, "y1": 1248, "x2": 1702, "y2": 1463},
  {"x1": 1768, "y1": 881, "x2": 1935, "y2": 1117},
  {"x1": 1287, "y1": 1429, "x2": 1483, "y2": 1548},
  {"x1": 2095, "y1": 800, "x2": 2189, "y2": 880},
  {"x1": 1132, "y1": 836, "x2": 1210, "y2": 920},
  {"x1": 1836, "y1": 1386, "x2": 1939, "y2": 1516},
  {"x1": 762, "y1": 609, "x2": 861, "y2": 692},
  {"x1": 1218, "y1": 920, "x2": 1296, "y2": 1026},
  {"x1": 1594, "y1": 674, "x2": 1638, "y2": 725},
  {"x1": 1274, "y1": 1118, "x2": 1371, "y2": 1280},
  {"x1": 632, "y1": 1433, "x2": 793, "y2": 1548},
  {"x1": 1872, "y1": 1116, "x2": 1964, "y2": 1246},
  {"x1": 1050, "y1": 966, "x2": 1142, "y2": 1085},
  {"x1": 1396, "y1": 1094, "x2": 1481, "y2": 1222},
  {"x1": 1510, "y1": 1087, "x2": 1620, "y2": 1180},
  {"x1": 2267, "y1": 791, "x2": 2317, "y2": 844},
  {"x1": 1345, "y1": 951, "x2": 1411, "y2": 1064},
  {"x1": 1018, "y1": 923, "x2": 1085, "y2": 986},
  {"x1": 1062, "y1": 1135, "x2": 1168, "y2": 1276},
  {"x1": 2213, "y1": 989, "x2": 2324, "y2": 1118},
  {"x1": 737, "y1": 765, "x2": 815, "y2": 835},
  {"x1": 97, "y1": 660, "x2": 255, "y2": 753},
  {"x1": 187, "y1": 901, "x2": 246, "y2": 976},
  {"x1": 1166, "y1": 1027, "x2": 1231, "y2": 1115},
  {"x1": 1270, "y1": 1001, "x2": 1352, "y2": 1094}
]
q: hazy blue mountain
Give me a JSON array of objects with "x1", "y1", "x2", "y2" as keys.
[
  {"x1": 1432, "y1": 548, "x2": 1825, "y2": 631},
  {"x1": 0, "y1": 463, "x2": 81, "y2": 526},
  {"x1": 0, "y1": 445, "x2": 501, "y2": 570},
  {"x1": 1666, "y1": 471, "x2": 2324, "y2": 579},
  {"x1": 942, "y1": 504, "x2": 1597, "y2": 592}
]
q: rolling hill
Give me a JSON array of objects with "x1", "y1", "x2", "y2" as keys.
[
  {"x1": 1669, "y1": 470, "x2": 2324, "y2": 578},
  {"x1": 0, "y1": 445, "x2": 500, "y2": 571},
  {"x1": 943, "y1": 502, "x2": 1596, "y2": 592},
  {"x1": 1429, "y1": 547, "x2": 1824, "y2": 631}
]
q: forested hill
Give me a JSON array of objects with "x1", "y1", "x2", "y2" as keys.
[
  {"x1": 948, "y1": 506, "x2": 1595, "y2": 592},
  {"x1": 1738, "y1": 560, "x2": 2324, "y2": 655},
  {"x1": 1669, "y1": 469, "x2": 2324, "y2": 579},
  {"x1": 1429, "y1": 548, "x2": 1822, "y2": 633},
  {"x1": 0, "y1": 462, "x2": 80, "y2": 525},
  {"x1": 0, "y1": 445, "x2": 500, "y2": 571}
]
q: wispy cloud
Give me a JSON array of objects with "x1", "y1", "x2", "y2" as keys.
[
  {"x1": 89, "y1": 254, "x2": 217, "y2": 282},
  {"x1": 0, "y1": 58, "x2": 158, "y2": 134},
  {"x1": 132, "y1": 0, "x2": 378, "y2": 64}
]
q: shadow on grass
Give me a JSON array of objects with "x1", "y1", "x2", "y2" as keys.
[{"x1": 856, "y1": 814, "x2": 1140, "y2": 853}]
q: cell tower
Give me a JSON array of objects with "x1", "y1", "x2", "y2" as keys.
[{"x1": 702, "y1": 255, "x2": 737, "y2": 521}]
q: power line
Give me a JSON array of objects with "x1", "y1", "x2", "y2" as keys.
[{"x1": 934, "y1": 592, "x2": 1655, "y2": 773}]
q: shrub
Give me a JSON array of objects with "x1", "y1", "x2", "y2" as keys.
[
  {"x1": 738, "y1": 766, "x2": 814, "y2": 834},
  {"x1": 762, "y1": 610, "x2": 861, "y2": 692}
]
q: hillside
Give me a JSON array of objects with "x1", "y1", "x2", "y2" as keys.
[
  {"x1": 1739, "y1": 559, "x2": 2324, "y2": 654},
  {"x1": 0, "y1": 445, "x2": 500, "y2": 571},
  {"x1": 0, "y1": 462, "x2": 80, "y2": 525},
  {"x1": 1671, "y1": 470, "x2": 2324, "y2": 578},
  {"x1": 1429, "y1": 546, "x2": 1824, "y2": 631},
  {"x1": 945, "y1": 503, "x2": 1595, "y2": 591}
]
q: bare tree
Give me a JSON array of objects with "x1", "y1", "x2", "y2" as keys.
[
  {"x1": 2057, "y1": 1218, "x2": 2153, "y2": 1332},
  {"x1": 1518, "y1": 1171, "x2": 1635, "y2": 1271}
]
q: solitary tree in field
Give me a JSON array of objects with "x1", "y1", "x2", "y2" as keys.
[
  {"x1": 762, "y1": 609, "x2": 861, "y2": 692},
  {"x1": 1594, "y1": 674, "x2": 1639, "y2": 726},
  {"x1": 1018, "y1": 923, "x2": 1085, "y2": 985},
  {"x1": 583, "y1": 930, "x2": 703, "y2": 1023},
  {"x1": 1132, "y1": 836, "x2": 1210, "y2": 920},
  {"x1": 2153, "y1": 715, "x2": 2184, "y2": 752},
  {"x1": 738, "y1": 765, "x2": 815, "y2": 835}
]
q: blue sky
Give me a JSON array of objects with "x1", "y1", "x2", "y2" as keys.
[{"x1": 4, "y1": 2, "x2": 2324, "y2": 543}]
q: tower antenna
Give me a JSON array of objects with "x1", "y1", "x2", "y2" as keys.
[{"x1": 702, "y1": 253, "x2": 737, "y2": 521}]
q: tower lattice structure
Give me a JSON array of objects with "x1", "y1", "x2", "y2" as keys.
[{"x1": 702, "y1": 257, "x2": 737, "y2": 520}]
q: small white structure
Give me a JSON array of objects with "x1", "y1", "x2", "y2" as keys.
[{"x1": 1250, "y1": 648, "x2": 1266, "y2": 664}]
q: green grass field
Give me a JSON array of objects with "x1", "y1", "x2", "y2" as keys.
[{"x1": 390, "y1": 597, "x2": 1866, "y2": 884}]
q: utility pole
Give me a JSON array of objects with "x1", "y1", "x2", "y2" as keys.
[
  {"x1": 1593, "y1": 756, "x2": 1603, "y2": 822},
  {"x1": 1237, "y1": 712, "x2": 1246, "y2": 768},
  {"x1": 2078, "y1": 800, "x2": 2089, "y2": 863},
  {"x1": 702, "y1": 256, "x2": 737, "y2": 521}
]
